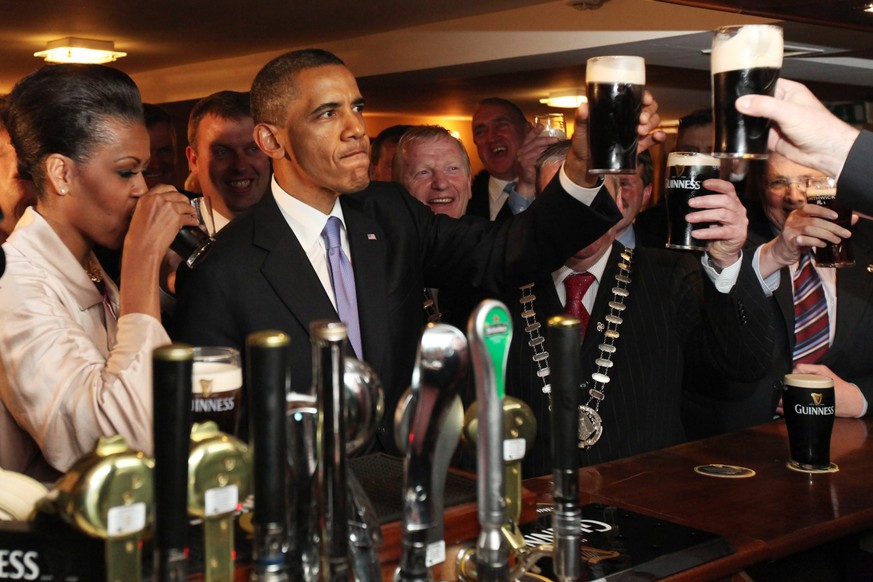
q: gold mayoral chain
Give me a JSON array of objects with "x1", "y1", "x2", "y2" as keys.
[{"x1": 519, "y1": 248, "x2": 633, "y2": 448}]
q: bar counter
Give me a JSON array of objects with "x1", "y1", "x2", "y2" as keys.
[{"x1": 396, "y1": 417, "x2": 872, "y2": 580}]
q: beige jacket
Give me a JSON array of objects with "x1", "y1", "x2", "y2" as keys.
[{"x1": 0, "y1": 208, "x2": 168, "y2": 481}]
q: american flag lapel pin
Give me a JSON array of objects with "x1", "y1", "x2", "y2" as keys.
[{"x1": 367, "y1": 233, "x2": 377, "y2": 240}]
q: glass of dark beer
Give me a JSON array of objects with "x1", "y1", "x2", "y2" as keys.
[
  {"x1": 191, "y1": 347, "x2": 243, "y2": 435},
  {"x1": 586, "y1": 55, "x2": 645, "y2": 174},
  {"x1": 170, "y1": 196, "x2": 216, "y2": 269},
  {"x1": 711, "y1": 24, "x2": 783, "y2": 159},
  {"x1": 664, "y1": 152, "x2": 721, "y2": 251},
  {"x1": 805, "y1": 176, "x2": 855, "y2": 268},
  {"x1": 782, "y1": 373, "x2": 836, "y2": 472}
]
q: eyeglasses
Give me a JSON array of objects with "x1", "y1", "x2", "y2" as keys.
[{"x1": 765, "y1": 177, "x2": 816, "y2": 194}]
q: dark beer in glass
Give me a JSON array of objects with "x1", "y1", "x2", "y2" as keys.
[
  {"x1": 192, "y1": 347, "x2": 243, "y2": 435},
  {"x1": 665, "y1": 152, "x2": 721, "y2": 251},
  {"x1": 782, "y1": 373, "x2": 835, "y2": 472},
  {"x1": 586, "y1": 56, "x2": 645, "y2": 174},
  {"x1": 805, "y1": 176, "x2": 855, "y2": 268},
  {"x1": 711, "y1": 25, "x2": 783, "y2": 159}
]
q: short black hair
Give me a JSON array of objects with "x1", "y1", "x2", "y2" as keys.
[
  {"x1": 187, "y1": 91, "x2": 252, "y2": 150},
  {"x1": 475, "y1": 97, "x2": 528, "y2": 127},
  {"x1": 371, "y1": 125, "x2": 413, "y2": 165},
  {"x1": 678, "y1": 108, "x2": 712, "y2": 133},
  {"x1": 3, "y1": 64, "x2": 143, "y2": 192},
  {"x1": 250, "y1": 48, "x2": 345, "y2": 126}
]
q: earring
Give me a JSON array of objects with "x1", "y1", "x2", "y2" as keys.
[{"x1": 60, "y1": 187, "x2": 67, "y2": 194}]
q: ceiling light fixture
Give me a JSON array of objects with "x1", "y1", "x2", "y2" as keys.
[
  {"x1": 34, "y1": 37, "x2": 127, "y2": 64},
  {"x1": 865, "y1": 3, "x2": 873, "y2": 13},
  {"x1": 539, "y1": 91, "x2": 587, "y2": 109}
]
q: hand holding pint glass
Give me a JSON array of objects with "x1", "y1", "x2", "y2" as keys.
[
  {"x1": 665, "y1": 152, "x2": 721, "y2": 251},
  {"x1": 586, "y1": 56, "x2": 646, "y2": 174},
  {"x1": 782, "y1": 373, "x2": 836, "y2": 472},
  {"x1": 191, "y1": 347, "x2": 243, "y2": 435},
  {"x1": 711, "y1": 24, "x2": 783, "y2": 159},
  {"x1": 805, "y1": 177, "x2": 855, "y2": 268}
]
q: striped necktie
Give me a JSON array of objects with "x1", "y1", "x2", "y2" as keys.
[{"x1": 792, "y1": 252, "x2": 829, "y2": 365}]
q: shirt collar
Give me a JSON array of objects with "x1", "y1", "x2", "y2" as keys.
[
  {"x1": 271, "y1": 175, "x2": 347, "y2": 251},
  {"x1": 552, "y1": 243, "x2": 613, "y2": 287}
]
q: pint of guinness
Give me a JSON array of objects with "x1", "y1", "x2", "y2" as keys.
[
  {"x1": 191, "y1": 347, "x2": 243, "y2": 435},
  {"x1": 782, "y1": 373, "x2": 835, "y2": 472},
  {"x1": 711, "y1": 24, "x2": 783, "y2": 159},
  {"x1": 586, "y1": 55, "x2": 645, "y2": 174},
  {"x1": 805, "y1": 176, "x2": 855, "y2": 268},
  {"x1": 665, "y1": 152, "x2": 721, "y2": 251}
]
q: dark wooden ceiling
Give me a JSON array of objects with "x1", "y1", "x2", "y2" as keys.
[{"x1": 656, "y1": 0, "x2": 873, "y2": 32}]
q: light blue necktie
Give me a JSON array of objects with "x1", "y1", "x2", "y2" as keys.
[
  {"x1": 321, "y1": 216, "x2": 363, "y2": 358},
  {"x1": 504, "y1": 182, "x2": 532, "y2": 214}
]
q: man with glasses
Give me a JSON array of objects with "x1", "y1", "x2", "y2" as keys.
[{"x1": 682, "y1": 151, "x2": 873, "y2": 440}]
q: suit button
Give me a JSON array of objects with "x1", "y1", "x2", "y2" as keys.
[{"x1": 377, "y1": 424, "x2": 387, "y2": 434}]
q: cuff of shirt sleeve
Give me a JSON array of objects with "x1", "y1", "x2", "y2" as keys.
[
  {"x1": 559, "y1": 163, "x2": 603, "y2": 206},
  {"x1": 752, "y1": 246, "x2": 781, "y2": 297},
  {"x1": 701, "y1": 251, "x2": 743, "y2": 293}
]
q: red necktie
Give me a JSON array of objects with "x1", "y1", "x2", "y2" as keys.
[
  {"x1": 792, "y1": 252, "x2": 829, "y2": 365},
  {"x1": 563, "y1": 272, "x2": 596, "y2": 340}
]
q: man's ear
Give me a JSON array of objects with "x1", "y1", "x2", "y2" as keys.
[
  {"x1": 185, "y1": 145, "x2": 198, "y2": 173},
  {"x1": 642, "y1": 183, "x2": 653, "y2": 209},
  {"x1": 254, "y1": 123, "x2": 286, "y2": 160},
  {"x1": 45, "y1": 154, "x2": 73, "y2": 196}
]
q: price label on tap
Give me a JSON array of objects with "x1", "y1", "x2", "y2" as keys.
[{"x1": 504, "y1": 438, "x2": 527, "y2": 462}]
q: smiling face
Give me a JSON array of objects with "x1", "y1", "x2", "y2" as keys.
[
  {"x1": 63, "y1": 118, "x2": 150, "y2": 252},
  {"x1": 398, "y1": 135, "x2": 472, "y2": 218},
  {"x1": 472, "y1": 102, "x2": 529, "y2": 181},
  {"x1": 187, "y1": 113, "x2": 270, "y2": 218},
  {"x1": 265, "y1": 64, "x2": 371, "y2": 208},
  {"x1": 762, "y1": 152, "x2": 824, "y2": 230}
]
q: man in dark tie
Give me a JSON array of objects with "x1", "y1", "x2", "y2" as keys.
[
  {"x1": 504, "y1": 169, "x2": 775, "y2": 476},
  {"x1": 174, "y1": 48, "x2": 664, "y2": 451},
  {"x1": 683, "y1": 152, "x2": 873, "y2": 440}
]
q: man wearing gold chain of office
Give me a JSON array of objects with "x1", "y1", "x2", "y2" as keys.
[{"x1": 504, "y1": 148, "x2": 775, "y2": 477}]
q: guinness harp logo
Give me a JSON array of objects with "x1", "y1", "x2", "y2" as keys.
[
  {"x1": 811, "y1": 392, "x2": 823, "y2": 406},
  {"x1": 200, "y1": 378, "x2": 214, "y2": 397}
]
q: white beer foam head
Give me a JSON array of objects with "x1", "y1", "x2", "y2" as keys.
[
  {"x1": 192, "y1": 362, "x2": 242, "y2": 394},
  {"x1": 667, "y1": 152, "x2": 720, "y2": 167},
  {"x1": 712, "y1": 25, "x2": 783, "y2": 74},
  {"x1": 586, "y1": 56, "x2": 645, "y2": 85}
]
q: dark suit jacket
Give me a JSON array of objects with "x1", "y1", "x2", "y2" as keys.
[
  {"x1": 839, "y1": 129, "x2": 873, "y2": 217},
  {"x1": 683, "y1": 220, "x2": 873, "y2": 439},
  {"x1": 468, "y1": 170, "x2": 512, "y2": 222},
  {"x1": 501, "y1": 243, "x2": 774, "y2": 477},
  {"x1": 174, "y1": 178, "x2": 621, "y2": 452}
]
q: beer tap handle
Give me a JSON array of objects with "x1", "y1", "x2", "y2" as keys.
[
  {"x1": 187, "y1": 422, "x2": 252, "y2": 582},
  {"x1": 246, "y1": 331, "x2": 292, "y2": 581},
  {"x1": 548, "y1": 316, "x2": 583, "y2": 582},
  {"x1": 311, "y1": 320, "x2": 352, "y2": 581},
  {"x1": 395, "y1": 323, "x2": 469, "y2": 582},
  {"x1": 468, "y1": 300, "x2": 512, "y2": 582},
  {"x1": 152, "y1": 344, "x2": 194, "y2": 581}
]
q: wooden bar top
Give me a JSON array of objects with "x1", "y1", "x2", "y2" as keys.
[{"x1": 522, "y1": 417, "x2": 872, "y2": 580}]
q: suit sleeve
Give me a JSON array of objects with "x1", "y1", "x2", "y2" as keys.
[
  {"x1": 678, "y1": 252, "x2": 776, "y2": 392},
  {"x1": 418, "y1": 175, "x2": 622, "y2": 292},
  {"x1": 838, "y1": 129, "x2": 873, "y2": 217}
]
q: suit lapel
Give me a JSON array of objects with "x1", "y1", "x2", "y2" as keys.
[
  {"x1": 341, "y1": 196, "x2": 389, "y2": 371},
  {"x1": 774, "y1": 266, "x2": 796, "y2": 352},
  {"x1": 254, "y1": 193, "x2": 337, "y2": 336},
  {"x1": 831, "y1": 243, "x2": 873, "y2": 353}
]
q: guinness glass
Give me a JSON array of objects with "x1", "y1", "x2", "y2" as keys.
[
  {"x1": 711, "y1": 25, "x2": 783, "y2": 159},
  {"x1": 665, "y1": 152, "x2": 721, "y2": 251},
  {"x1": 782, "y1": 373, "x2": 835, "y2": 472},
  {"x1": 191, "y1": 346, "x2": 243, "y2": 435},
  {"x1": 805, "y1": 176, "x2": 855, "y2": 268},
  {"x1": 170, "y1": 196, "x2": 216, "y2": 269},
  {"x1": 586, "y1": 56, "x2": 645, "y2": 174}
]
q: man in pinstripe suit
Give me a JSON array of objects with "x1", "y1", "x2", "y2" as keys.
[{"x1": 504, "y1": 174, "x2": 775, "y2": 477}]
